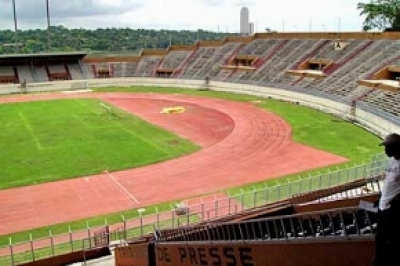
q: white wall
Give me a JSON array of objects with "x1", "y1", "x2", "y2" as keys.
[{"x1": 0, "y1": 78, "x2": 398, "y2": 137}]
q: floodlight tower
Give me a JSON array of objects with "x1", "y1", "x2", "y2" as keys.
[
  {"x1": 46, "y1": 0, "x2": 51, "y2": 51},
  {"x1": 12, "y1": 0, "x2": 19, "y2": 53}
]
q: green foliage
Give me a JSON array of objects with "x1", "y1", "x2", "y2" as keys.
[
  {"x1": 0, "y1": 26, "x2": 235, "y2": 54},
  {"x1": 358, "y1": 0, "x2": 400, "y2": 31},
  {"x1": 0, "y1": 98, "x2": 200, "y2": 189}
]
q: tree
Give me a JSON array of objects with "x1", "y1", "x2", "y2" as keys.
[
  {"x1": 358, "y1": 0, "x2": 400, "y2": 31},
  {"x1": 0, "y1": 27, "x2": 236, "y2": 54}
]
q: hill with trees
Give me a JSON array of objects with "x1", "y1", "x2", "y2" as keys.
[{"x1": 0, "y1": 26, "x2": 235, "y2": 55}]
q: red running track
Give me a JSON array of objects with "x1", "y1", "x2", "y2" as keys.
[{"x1": 0, "y1": 92, "x2": 348, "y2": 235}]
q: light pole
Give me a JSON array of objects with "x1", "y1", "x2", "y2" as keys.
[
  {"x1": 46, "y1": 0, "x2": 51, "y2": 51},
  {"x1": 12, "y1": 0, "x2": 19, "y2": 53}
]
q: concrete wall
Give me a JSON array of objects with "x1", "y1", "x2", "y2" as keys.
[
  {"x1": 156, "y1": 239, "x2": 375, "y2": 266},
  {"x1": 1, "y1": 78, "x2": 398, "y2": 137},
  {"x1": 17, "y1": 247, "x2": 111, "y2": 266}
]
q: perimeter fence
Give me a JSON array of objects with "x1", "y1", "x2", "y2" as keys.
[{"x1": 0, "y1": 154, "x2": 386, "y2": 265}]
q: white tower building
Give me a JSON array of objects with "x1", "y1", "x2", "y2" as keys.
[
  {"x1": 249, "y1": 22, "x2": 254, "y2": 35},
  {"x1": 240, "y1": 7, "x2": 249, "y2": 35}
]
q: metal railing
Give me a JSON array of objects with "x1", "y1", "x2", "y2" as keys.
[
  {"x1": 0, "y1": 155, "x2": 386, "y2": 265},
  {"x1": 155, "y1": 207, "x2": 378, "y2": 243}
]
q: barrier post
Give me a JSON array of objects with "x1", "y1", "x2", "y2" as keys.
[
  {"x1": 277, "y1": 182, "x2": 281, "y2": 200},
  {"x1": 104, "y1": 218, "x2": 110, "y2": 243},
  {"x1": 9, "y1": 238, "x2": 14, "y2": 266},
  {"x1": 87, "y1": 222, "x2": 91, "y2": 249},
  {"x1": 240, "y1": 189, "x2": 245, "y2": 208},
  {"x1": 49, "y1": 229, "x2": 54, "y2": 256},
  {"x1": 264, "y1": 182, "x2": 268, "y2": 205},
  {"x1": 324, "y1": 171, "x2": 329, "y2": 188},
  {"x1": 227, "y1": 192, "x2": 232, "y2": 215},
  {"x1": 121, "y1": 215, "x2": 127, "y2": 241},
  {"x1": 82, "y1": 238, "x2": 87, "y2": 264},
  {"x1": 171, "y1": 210, "x2": 175, "y2": 228},
  {"x1": 201, "y1": 203, "x2": 205, "y2": 222},
  {"x1": 348, "y1": 166, "x2": 352, "y2": 183},
  {"x1": 215, "y1": 199, "x2": 219, "y2": 218},
  {"x1": 186, "y1": 207, "x2": 190, "y2": 225},
  {"x1": 253, "y1": 186, "x2": 257, "y2": 208},
  {"x1": 299, "y1": 176, "x2": 303, "y2": 195},
  {"x1": 139, "y1": 212, "x2": 143, "y2": 236},
  {"x1": 317, "y1": 173, "x2": 322, "y2": 190},
  {"x1": 155, "y1": 207, "x2": 160, "y2": 229},
  {"x1": 69, "y1": 226, "x2": 73, "y2": 252},
  {"x1": 29, "y1": 233, "x2": 35, "y2": 262},
  {"x1": 363, "y1": 162, "x2": 367, "y2": 179}
]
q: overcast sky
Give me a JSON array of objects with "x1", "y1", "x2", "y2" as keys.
[{"x1": 0, "y1": 0, "x2": 366, "y2": 32}]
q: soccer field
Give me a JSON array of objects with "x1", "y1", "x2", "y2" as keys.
[{"x1": 0, "y1": 98, "x2": 200, "y2": 189}]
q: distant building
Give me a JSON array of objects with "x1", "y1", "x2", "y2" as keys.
[
  {"x1": 240, "y1": 7, "x2": 249, "y2": 35},
  {"x1": 249, "y1": 22, "x2": 254, "y2": 35}
]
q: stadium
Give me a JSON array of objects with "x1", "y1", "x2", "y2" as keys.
[{"x1": 1, "y1": 4, "x2": 400, "y2": 265}]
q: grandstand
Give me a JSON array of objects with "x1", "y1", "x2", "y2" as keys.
[
  {"x1": 1, "y1": 32, "x2": 400, "y2": 265},
  {"x1": 1, "y1": 32, "x2": 400, "y2": 120},
  {"x1": 0, "y1": 52, "x2": 86, "y2": 83}
]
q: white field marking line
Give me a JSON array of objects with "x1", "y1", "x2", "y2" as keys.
[
  {"x1": 104, "y1": 171, "x2": 140, "y2": 204},
  {"x1": 18, "y1": 111, "x2": 43, "y2": 150}
]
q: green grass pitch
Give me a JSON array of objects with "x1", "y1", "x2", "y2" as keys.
[{"x1": 0, "y1": 98, "x2": 200, "y2": 189}]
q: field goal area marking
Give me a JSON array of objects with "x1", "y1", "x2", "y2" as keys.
[
  {"x1": 104, "y1": 171, "x2": 140, "y2": 204},
  {"x1": 99, "y1": 103, "x2": 113, "y2": 114},
  {"x1": 99, "y1": 102, "x2": 128, "y2": 119}
]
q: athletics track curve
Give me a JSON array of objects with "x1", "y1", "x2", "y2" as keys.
[{"x1": 0, "y1": 92, "x2": 347, "y2": 234}]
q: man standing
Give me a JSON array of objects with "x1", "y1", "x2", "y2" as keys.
[{"x1": 374, "y1": 133, "x2": 400, "y2": 266}]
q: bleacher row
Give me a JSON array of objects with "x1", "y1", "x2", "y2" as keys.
[
  {"x1": 149, "y1": 176, "x2": 383, "y2": 244},
  {"x1": 1, "y1": 37, "x2": 400, "y2": 118},
  {"x1": 155, "y1": 207, "x2": 377, "y2": 243},
  {"x1": 0, "y1": 63, "x2": 84, "y2": 82}
]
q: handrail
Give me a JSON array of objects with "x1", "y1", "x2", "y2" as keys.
[{"x1": 155, "y1": 206, "x2": 377, "y2": 243}]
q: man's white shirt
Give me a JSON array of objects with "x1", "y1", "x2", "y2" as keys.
[{"x1": 379, "y1": 157, "x2": 400, "y2": 210}]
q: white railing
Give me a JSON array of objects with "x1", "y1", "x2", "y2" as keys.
[{"x1": 0, "y1": 156, "x2": 386, "y2": 266}]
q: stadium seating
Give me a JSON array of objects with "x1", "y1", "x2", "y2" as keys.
[
  {"x1": 67, "y1": 63, "x2": 84, "y2": 80},
  {"x1": 16, "y1": 65, "x2": 34, "y2": 83},
  {"x1": 159, "y1": 51, "x2": 191, "y2": 70},
  {"x1": 2, "y1": 34, "x2": 400, "y2": 124},
  {"x1": 180, "y1": 46, "x2": 220, "y2": 78},
  {"x1": 134, "y1": 56, "x2": 163, "y2": 77},
  {"x1": 155, "y1": 207, "x2": 377, "y2": 242}
]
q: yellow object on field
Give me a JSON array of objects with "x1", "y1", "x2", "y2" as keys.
[{"x1": 160, "y1": 106, "x2": 186, "y2": 114}]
